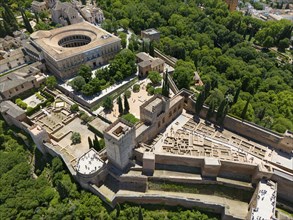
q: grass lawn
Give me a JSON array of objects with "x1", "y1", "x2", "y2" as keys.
[{"x1": 148, "y1": 180, "x2": 253, "y2": 203}]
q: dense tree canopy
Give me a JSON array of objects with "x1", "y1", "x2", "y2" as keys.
[{"x1": 96, "y1": 0, "x2": 292, "y2": 133}]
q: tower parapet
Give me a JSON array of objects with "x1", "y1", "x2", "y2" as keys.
[{"x1": 104, "y1": 119, "x2": 136, "y2": 170}]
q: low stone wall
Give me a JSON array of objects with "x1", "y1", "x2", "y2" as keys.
[
  {"x1": 113, "y1": 194, "x2": 243, "y2": 220},
  {"x1": 219, "y1": 161, "x2": 256, "y2": 182},
  {"x1": 184, "y1": 94, "x2": 291, "y2": 153},
  {"x1": 155, "y1": 153, "x2": 204, "y2": 168}
]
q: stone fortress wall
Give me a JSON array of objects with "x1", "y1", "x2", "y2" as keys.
[
  {"x1": 1, "y1": 85, "x2": 293, "y2": 219},
  {"x1": 182, "y1": 90, "x2": 293, "y2": 154}
]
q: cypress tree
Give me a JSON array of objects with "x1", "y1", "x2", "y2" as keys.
[
  {"x1": 3, "y1": 4, "x2": 16, "y2": 22},
  {"x1": 206, "y1": 101, "x2": 215, "y2": 121},
  {"x1": 195, "y1": 90, "x2": 205, "y2": 115},
  {"x1": 88, "y1": 137, "x2": 93, "y2": 148},
  {"x1": 117, "y1": 96, "x2": 123, "y2": 116},
  {"x1": 216, "y1": 99, "x2": 226, "y2": 123},
  {"x1": 94, "y1": 135, "x2": 100, "y2": 151},
  {"x1": 3, "y1": 5, "x2": 18, "y2": 32},
  {"x1": 116, "y1": 203, "x2": 121, "y2": 218},
  {"x1": 0, "y1": 22, "x2": 7, "y2": 38},
  {"x1": 138, "y1": 206, "x2": 143, "y2": 220},
  {"x1": 204, "y1": 81, "x2": 211, "y2": 99},
  {"x1": 219, "y1": 104, "x2": 229, "y2": 126},
  {"x1": 35, "y1": 13, "x2": 39, "y2": 23},
  {"x1": 241, "y1": 98, "x2": 251, "y2": 121},
  {"x1": 142, "y1": 40, "x2": 145, "y2": 52},
  {"x1": 124, "y1": 94, "x2": 129, "y2": 114},
  {"x1": 149, "y1": 40, "x2": 155, "y2": 56},
  {"x1": 162, "y1": 71, "x2": 169, "y2": 98},
  {"x1": 258, "y1": 107, "x2": 266, "y2": 121},
  {"x1": 233, "y1": 86, "x2": 241, "y2": 104},
  {"x1": 3, "y1": 19, "x2": 12, "y2": 36},
  {"x1": 211, "y1": 78, "x2": 218, "y2": 89},
  {"x1": 21, "y1": 9, "x2": 33, "y2": 33}
]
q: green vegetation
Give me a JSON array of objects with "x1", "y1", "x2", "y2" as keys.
[
  {"x1": 70, "y1": 49, "x2": 136, "y2": 97},
  {"x1": 124, "y1": 93, "x2": 130, "y2": 114},
  {"x1": 133, "y1": 84, "x2": 140, "y2": 93},
  {"x1": 103, "y1": 97, "x2": 114, "y2": 112},
  {"x1": 0, "y1": 118, "x2": 217, "y2": 219},
  {"x1": 148, "y1": 71, "x2": 162, "y2": 85},
  {"x1": 26, "y1": 90, "x2": 54, "y2": 116},
  {"x1": 15, "y1": 98, "x2": 28, "y2": 110},
  {"x1": 162, "y1": 72, "x2": 170, "y2": 98},
  {"x1": 96, "y1": 49, "x2": 137, "y2": 84},
  {"x1": 121, "y1": 113, "x2": 139, "y2": 124},
  {"x1": 118, "y1": 96, "x2": 123, "y2": 115},
  {"x1": 71, "y1": 132, "x2": 81, "y2": 144},
  {"x1": 98, "y1": 0, "x2": 292, "y2": 133},
  {"x1": 0, "y1": 3, "x2": 18, "y2": 37},
  {"x1": 70, "y1": 104, "x2": 79, "y2": 113},
  {"x1": 149, "y1": 180, "x2": 253, "y2": 203},
  {"x1": 125, "y1": 90, "x2": 132, "y2": 98},
  {"x1": 35, "y1": 92, "x2": 45, "y2": 101},
  {"x1": 79, "y1": 111, "x2": 93, "y2": 123},
  {"x1": 88, "y1": 135, "x2": 104, "y2": 151}
]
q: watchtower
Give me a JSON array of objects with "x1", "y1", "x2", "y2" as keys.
[{"x1": 104, "y1": 119, "x2": 136, "y2": 170}]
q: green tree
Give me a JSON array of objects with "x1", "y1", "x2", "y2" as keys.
[
  {"x1": 216, "y1": 99, "x2": 227, "y2": 124},
  {"x1": 206, "y1": 101, "x2": 215, "y2": 121},
  {"x1": 116, "y1": 203, "x2": 121, "y2": 218},
  {"x1": 88, "y1": 136, "x2": 93, "y2": 148},
  {"x1": 78, "y1": 65, "x2": 92, "y2": 83},
  {"x1": 0, "y1": 22, "x2": 7, "y2": 38},
  {"x1": 139, "y1": 206, "x2": 144, "y2": 220},
  {"x1": 46, "y1": 76, "x2": 57, "y2": 90},
  {"x1": 149, "y1": 41, "x2": 155, "y2": 57},
  {"x1": 117, "y1": 96, "x2": 123, "y2": 116},
  {"x1": 230, "y1": 99, "x2": 255, "y2": 121},
  {"x1": 81, "y1": 83, "x2": 94, "y2": 96},
  {"x1": 71, "y1": 132, "x2": 81, "y2": 144},
  {"x1": 195, "y1": 91, "x2": 205, "y2": 115},
  {"x1": 241, "y1": 98, "x2": 251, "y2": 121},
  {"x1": 278, "y1": 38, "x2": 290, "y2": 51},
  {"x1": 119, "y1": 18, "x2": 129, "y2": 31},
  {"x1": 204, "y1": 81, "x2": 211, "y2": 100},
  {"x1": 93, "y1": 135, "x2": 101, "y2": 151},
  {"x1": 162, "y1": 71, "x2": 170, "y2": 98},
  {"x1": 21, "y1": 9, "x2": 33, "y2": 33},
  {"x1": 173, "y1": 67, "x2": 192, "y2": 90},
  {"x1": 125, "y1": 90, "x2": 131, "y2": 98},
  {"x1": 69, "y1": 76, "x2": 86, "y2": 91},
  {"x1": 263, "y1": 36, "x2": 274, "y2": 48},
  {"x1": 103, "y1": 97, "x2": 113, "y2": 112},
  {"x1": 124, "y1": 94, "x2": 130, "y2": 114},
  {"x1": 70, "y1": 104, "x2": 79, "y2": 113},
  {"x1": 133, "y1": 84, "x2": 140, "y2": 92},
  {"x1": 148, "y1": 71, "x2": 162, "y2": 85},
  {"x1": 233, "y1": 86, "x2": 241, "y2": 104}
]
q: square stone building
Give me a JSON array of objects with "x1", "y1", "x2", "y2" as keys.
[{"x1": 24, "y1": 21, "x2": 121, "y2": 80}]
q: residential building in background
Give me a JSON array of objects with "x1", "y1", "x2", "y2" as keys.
[
  {"x1": 31, "y1": 1, "x2": 48, "y2": 13},
  {"x1": 141, "y1": 29, "x2": 160, "y2": 41}
]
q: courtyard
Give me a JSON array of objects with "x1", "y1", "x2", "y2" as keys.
[
  {"x1": 23, "y1": 92, "x2": 45, "y2": 108},
  {"x1": 102, "y1": 76, "x2": 175, "y2": 123}
]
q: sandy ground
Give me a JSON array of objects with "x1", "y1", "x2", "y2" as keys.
[{"x1": 103, "y1": 78, "x2": 154, "y2": 122}]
